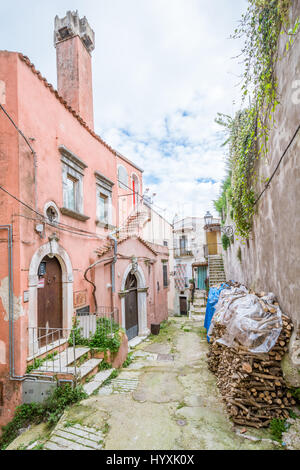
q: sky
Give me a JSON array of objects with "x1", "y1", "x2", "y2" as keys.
[{"x1": 0, "y1": 0, "x2": 248, "y2": 222}]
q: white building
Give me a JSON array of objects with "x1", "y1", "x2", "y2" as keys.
[
  {"x1": 142, "y1": 201, "x2": 175, "y2": 315},
  {"x1": 173, "y1": 216, "x2": 222, "y2": 315}
]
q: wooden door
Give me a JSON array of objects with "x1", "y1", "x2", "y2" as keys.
[
  {"x1": 125, "y1": 273, "x2": 138, "y2": 340},
  {"x1": 197, "y1": 266, "x2": 207, "y2": 290},
  {"x1": 180, "y1": 297, "x2": 188, "y2": 316},
  {"x1": 37, "y1": 256, "x2": 62, "y2": 346},
  {"x1": 207, "y1": 231, "x2": 218, "y2": 255}
]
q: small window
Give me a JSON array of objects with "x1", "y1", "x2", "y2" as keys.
[
  {"x1": 46, "y1": 206, "x2": 58, "y2": 223},
  {"x1": 65, "y1": 175, "x2": 78, "y2": 211},
  {"x1": 163, "y1": 264, "x2": 168, "y2": 288},
  {"x1": 95, "y1": 172, "x2": 113, "y2": 226},
  {"x1": 118, "y1": 165, "x2": 128, "y2": 190},
  {"x1": 163, "y1": 240, "x2": 168, "y2": 247},
  {"x1": 98, "y1": 192, "x2": 109, "y2": 223},
  {"x1": 44, "y1": 202, "x2": 60, "y2": 224},
  {"x1": 60, "y1": 145, "x2": 87, "y2": 215}
]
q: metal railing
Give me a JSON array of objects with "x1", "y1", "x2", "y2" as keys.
[
  {"x1": 27, "y1": 307, "x2": 119, "y2": 379},
  {"x1": 174, "y1": 248, "x2": 194, "y2": 258},
  {"x1": 28, "y1": 326, "x2": 77, "y2": 377},
  {"x1": 76, "y1": 307, "x2": 119, "y2": 340}
]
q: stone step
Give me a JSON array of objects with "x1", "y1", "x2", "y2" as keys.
[
  {"x1": 128, "y1": 336, "x2": 147, "y2": 350},
  {"x1": 78, "y1": 358, "x2": 103, "y2": 381},
  {"x1": 44, "y1": 424, "x2": 104, "y2": 450},
  {"x1": 83, "y1": 368, "x2": 116, "y2": 395}
]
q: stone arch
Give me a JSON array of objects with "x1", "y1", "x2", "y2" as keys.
[
  {"x1": 28, "y1": 240, "x2": 73, "y2": 357},
  {"x1": 120, "y1": 263, "x2": 149, "y2": 338}
]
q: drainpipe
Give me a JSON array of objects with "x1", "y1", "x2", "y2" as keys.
[
  {"x1": 0, "y1": 225, "x2": 24, "y2": 381},
  {"x1": 108, "y1": 229, "x2": 118, "y2": 312},
  {"x1": 84, "y1": 230, "x2": 118, "y2": 316}
]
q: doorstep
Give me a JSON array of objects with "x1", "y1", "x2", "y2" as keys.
[{"x1": 128, "y1": 336, "x2": 148, "y2": 350}]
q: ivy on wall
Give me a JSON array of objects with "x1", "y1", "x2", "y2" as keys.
[{"x1": 214, "y1": 0, "x2": 299, "y2": 239}]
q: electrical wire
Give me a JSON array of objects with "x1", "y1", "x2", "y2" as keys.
[
  {"x1": 117, "y1": 178, "x2": 171, "y2": 219},
  {"x1": 0, "y1": 185, "x2": 106, "y2": 240},
  {"x1": 0, "y1": 103, "x2": 35, "y2": 154},
  {"x1": 253, "y1": 123, "x2": 300, "y2": 206}
]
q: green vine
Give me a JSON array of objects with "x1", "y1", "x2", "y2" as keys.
[
  {"x1": 214, "y1": 0, "x2": 299, "y2": 239},
  {"x1": 221, "y1": 234, "x2": 231, "y2": 251}
]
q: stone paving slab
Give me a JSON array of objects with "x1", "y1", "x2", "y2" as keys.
[
  {"x1": 98, "y1": 376, "x2": 139, "y2": 395},
  {"x1": 132, "y1": 351, "x2": 158, "y2": 361},
  {"x1": 83, "y1": 369, "x2": 115, "y2": 395},
  {"x1": 45, "y1": 434, "x2": 95, "y2": 451},
  {"x1": 44, "y1": 424, "x2": 103, "y2": 450},
  {"x1": 20, "y1": 316, "x2": 278, "y2": 451}
]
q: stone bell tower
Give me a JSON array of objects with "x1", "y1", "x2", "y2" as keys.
[{"x1": 54, "y1": 11, "x2": 95, "y2": 130}]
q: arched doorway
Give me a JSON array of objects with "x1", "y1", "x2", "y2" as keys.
[
  {"x1": 28, "y1": 240, "x2": 73, "y2": 357},
  {"x1": 37, "y1": 256, "x2": 63, "y2": 346},
  {"x1": 124, "y1": 272, "x2": 138, "y2": 340}
]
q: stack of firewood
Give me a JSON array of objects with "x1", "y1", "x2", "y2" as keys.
[{"x1": 207, "y1": 308, "x2": 295, "y2": 428}]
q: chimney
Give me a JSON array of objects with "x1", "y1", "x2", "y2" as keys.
[{"x1": 54, "y1": 11, "x2": 95, "y2": 130}]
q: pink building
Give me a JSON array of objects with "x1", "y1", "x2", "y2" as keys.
[{"x1": 0, "y1": 11, "x2": 168, "y2": 427}]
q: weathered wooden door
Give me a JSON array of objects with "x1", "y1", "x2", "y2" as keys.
[
  {"x1": 37, "y1": 256, "x2": 62, "y2": 346},
  {"x1": 125, "y1": 273, "x2": 138, "y2": 340},
  {"x1": 180, "y1": 297, "x2": 188, "y2": 316},
  {"x1": 207, "y1": 231, "x2": 218, "y2": 255},
  {"x1": 197, "y1": 266, "x2": 207, "y2": 290}
]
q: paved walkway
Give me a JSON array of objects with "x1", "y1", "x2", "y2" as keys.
[
  {"x1": 43, "y1": 314, "x2": 279, "y2": 450},
  {"x1": 9, "y1": 313, "x2": 279, "y2": 450}
]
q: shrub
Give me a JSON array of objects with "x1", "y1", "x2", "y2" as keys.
[
  {"x1": 222, "y1": 234, "x2": 231, "y2": 251},
  {"x1": 0, "y1": 384, "x2": 87, "y2": 450},
  {"x1": 269, "y1": 418, "x2": 288, "y2": 442},
  {"x1": 69, "y1": 317, "x2": 121, "y2": 354}
]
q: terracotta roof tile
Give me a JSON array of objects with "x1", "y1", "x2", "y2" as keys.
[
  {"x1": 96, "y1": 235, "x2": 158, "y2": 258},
  {"x1": 18, "y1": 53, "x2": 118, "y2": 155}
]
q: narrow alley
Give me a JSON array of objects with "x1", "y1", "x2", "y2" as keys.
[
  {"x1": 8, "y1": 293, "x2": 279, "y2": 451},
  {"x1": 1, "y1": 1, "x2": 300, "y2": 456}
]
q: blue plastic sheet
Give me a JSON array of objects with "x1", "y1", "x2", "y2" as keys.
[{"x1": 204, "y1": 283, "x2": 228, "y2": 342}]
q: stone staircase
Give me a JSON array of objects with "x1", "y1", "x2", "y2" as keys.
[
  {"x1": 28, "y1": 346, "x2": 116, "y2": 397},
  {"x1": 208, "y1": 255, "x2": 226, "y2": 287},
  {"x1": 118, "y1": 209, "x2": 149, "y2": 239},
  {"x1": 190, "y1": 290, "x2": 207, "y2": 321},
  {"x1": 95, "y1": 208, "x2": 149, "y2": 258}
]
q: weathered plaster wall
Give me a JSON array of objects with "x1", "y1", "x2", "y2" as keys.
[
  {"x1": 94, "y1": 237, "x2": 169, "y2": 335},
  {"x1": 223, "y1": 4, "x2": 300, "y2": 379},
  {"x1": 224, "y1": 3, "x2": 300, "y2": 328},
  {"x1": 142, "y1": 204, "x2": 175, "y2": 314}
]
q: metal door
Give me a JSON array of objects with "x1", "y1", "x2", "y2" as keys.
[
  {"x1": 180, "y1": 297, "x2": 188, "y2": 316},
  {"x1": 37, "y1": 256, "x2": 62, "y2": 347},
  {"x1": 125, "y1": 273, "x2": 138, "y2": 340}
]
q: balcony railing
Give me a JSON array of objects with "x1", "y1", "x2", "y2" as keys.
[{"x1": 174, "y1": 248, "x2": 194, "y2": 258}]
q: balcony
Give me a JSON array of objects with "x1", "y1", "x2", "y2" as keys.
[
  {"x1": 173, "y1": 217, "x2": 197, "y2": 232},
  {"x1": 174, "y1": 248, "x2": 194, "y2": 258}
]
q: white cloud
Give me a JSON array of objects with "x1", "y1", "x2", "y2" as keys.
[{"x1": 0, "y1": 0, "x2": 248, "y2": 220}]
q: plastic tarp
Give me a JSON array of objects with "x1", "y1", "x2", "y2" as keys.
[
  {"x1": 207, "y1": 285, "x2": 283, "y2": 353},
  {"x1": 204, "y1": 283, "x2": 228, "y2": 342}
]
